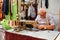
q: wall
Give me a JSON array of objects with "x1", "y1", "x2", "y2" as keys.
[{"x1": 48, "y1": 0, "x2": 59, "y2": 31}]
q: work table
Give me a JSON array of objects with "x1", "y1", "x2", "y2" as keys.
[{"x1": 5, "y1": 30, "x2": 60, "y2": 40}]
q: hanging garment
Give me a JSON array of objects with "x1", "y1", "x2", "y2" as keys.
[
  {"x1": 2, "y1": 0, "x2": 9, "y2": 15},
  {"x1": 45, "y1": 0, "x2": 49, "y2": 9},
  {"x1": 41, "y1": 0, "x2": 42, "y2": 8},
  {"x1": 11, "y1": 0, "x2": 17, "y2": 20},
  {"x1": 28, "y1": 5, "x2": 36, "y2": 18}
]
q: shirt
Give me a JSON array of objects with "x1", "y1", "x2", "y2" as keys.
[
  {"x1": 35, "y1": 14, "x2": 55, "y2": 26},
  {"x1": 28, "y1": 5, "x2": 36, "y2": 18}
]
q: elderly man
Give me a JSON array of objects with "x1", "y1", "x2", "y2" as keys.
[{"x1": 35, "y1": 8, "x2": 55, "y2": 30}]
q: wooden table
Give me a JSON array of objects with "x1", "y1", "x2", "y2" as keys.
[
  {"x1": 5, "y1": 30, "x2": 60, "y2": 40},
  {"x1": 5, "y1": 31, "x2": 46, "y2": 40}
]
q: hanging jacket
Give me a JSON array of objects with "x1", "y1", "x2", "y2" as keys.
[
  {"x1": 28, "y1": 5, "x2": 36, "y2": 18},
  {"x1": 45, "y1": 0, "x2": 49, "y2": 9},
  {"x1": 2, "y1": 0, "x2": 9, "y2": 15}
]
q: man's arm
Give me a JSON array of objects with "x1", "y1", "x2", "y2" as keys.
[
  {"x1": 44, "y1": 15, "x2": 55, "y2": 30},
  {"x1": 44, "y1": 25, "x2": 55, "y2": 30},
  {"x1": 37, "y1": 25, "x2": 55, "y2": 30}
]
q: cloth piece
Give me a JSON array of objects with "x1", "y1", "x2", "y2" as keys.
[
  {"x1": 2, "y1": 0, "x2": 9, "y2": 15},
  {"x1": 28, "y1": 5, "x2": 36, "y2": 18},
  {"x1": 45, "y1": 0, "x2": 49, "y2": 8},
  {"x1": 11, "y1": 1, "x2": 17, "y2": 20},
  {"x1": 1, "y1": 19, "x2": 12, "y2": 30}
]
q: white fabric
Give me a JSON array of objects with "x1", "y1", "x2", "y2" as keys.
[
  {"x1": 0, "y1": 25, "x2": 3, "y2": 28},
  {"x1": 35, "y1": 14, "x2": 55, "y2": 25},
  {"x1": 20, "y1": 11, "x2": 25, "y2": 18},
  {"x1": 28, "y1": 5, "x2": 35, "y2": 18}
]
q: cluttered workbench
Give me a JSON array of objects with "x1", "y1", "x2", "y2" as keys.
[
  {"x1": 4, "y1": 20, "x2": 60, "y2": 40},
  {"x1": 0, "y1": 20, "x2": 59, "y2": 40}
]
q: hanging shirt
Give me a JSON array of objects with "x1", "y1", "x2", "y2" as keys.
[
  {"x1": 11, "y1": 1, "x2": 17, "y2": 20},
  {"x1": 2, "y1": 0, "x2": 9, "y2": 15},
  {"x1": 28, "y1": 5, "x2": 36, "y2": 18},
  {"x1": 35, "y1": 14, "x2": 55, "y2": 26}
]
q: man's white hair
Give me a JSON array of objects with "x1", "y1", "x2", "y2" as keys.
[{"x1": 38, "y1": 8, "x2": 46, "y2": 14}]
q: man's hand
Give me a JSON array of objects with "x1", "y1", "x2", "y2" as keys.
[
  {"x1": 38, "y1": 25, "x2": 55, "y2": 30},
  {"x1": 38, "y1": 25, "x2": 44, "y2": 30}
]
